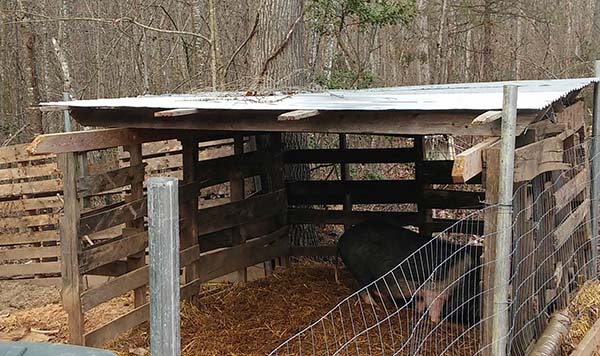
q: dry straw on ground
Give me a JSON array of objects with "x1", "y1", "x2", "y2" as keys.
[
  {"x1": 562, "y1": 280, "x2": 600, "y2": 355},
  {"x1": 2, "y1": 262, "x2": 480, "y2": 355}
]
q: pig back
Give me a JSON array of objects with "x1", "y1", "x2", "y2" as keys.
[{"x1": 338, "y1": 221, "x2": 426, "y2": 289}]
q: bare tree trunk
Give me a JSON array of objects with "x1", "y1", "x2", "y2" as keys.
[
  {"x1": 481, "y1": 0, "x2": 493, "y2": 81},
  {"x1": 17, "y1": 0, "x2": 43, "y2": 138},
  {"x1": 594, "y1": 0, "x2": 600, "y2": 59},
  {"x1": 435, "y1": 0, "x2": 448, "y2": 83},
  {"x1": 416, "y1": 0, "x2": 430, "y2": 84},
  {"x1": 250, "y1": 0, "x2": 318, "y2": 247},
  {"x1": 208, "y1": 0, "x2": 220, "y2": 90}
]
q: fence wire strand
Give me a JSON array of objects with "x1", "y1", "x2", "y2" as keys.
[{"x1": 269, "y1": 137, "x2": 599, "y2": 356}]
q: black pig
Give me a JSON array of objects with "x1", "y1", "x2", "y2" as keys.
[{"x1": 338, "y1": 220, "x2": 482, "y2": 326}]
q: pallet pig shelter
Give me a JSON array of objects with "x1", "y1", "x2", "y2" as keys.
[{"x1": 27, "y1": 77, "x2": 600, "y2": 355}]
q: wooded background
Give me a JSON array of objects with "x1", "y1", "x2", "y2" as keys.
[{"x1": 1, "y1": 0, "x2": 599, "y2": 143}]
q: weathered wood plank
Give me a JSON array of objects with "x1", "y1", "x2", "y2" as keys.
[
  {"x1": 79, "y1": 198, "x2": 146, "y2": 236},
  {"x1": 452, "y1": 138, "x2": 500, "y2": 183},
  {"x1": 0, "y1": 246, "x2": 61, "y2": 261},
  {"x1": 0, "y1": 179, "x2": 62, "y2": 198},
  {"x1": 71, "y1": 108, "x2": 537, "y2": 137},
  {"x1": 514, "y1": 134, "x2": 570, "y2": 182},
  {"x1": 28, "y1": 128, "x2": 217, "y2": 155},
  {"x1": 554, "y1": 199, "x2": 590, "y2": 250},
  {"x1": 77, "y1": 164, "x2": 145, "y2": 197},
  {"x1": 230, "y1": 136, "x2": 246, "y2": 285},
  {"x1": 123, "y1": 144, "x2": 146, "y2": 309},
  {"x1": 0, "y1": 230, "x2": 59, "y2": 246},
  {"x1": 0, "y1": 163, "x2": 59, "y2": 182},
  {"x1": 198, "y1": 190, "x2": 286, "y2": 235},
  {"x1": 283, "y1": 148, "x2": 419, "y2": 164},
  {"x1": 57, "y1": 152, "x2": 84, "y2": 345},
  {"x1": 570, "y1": 312, "x2": 600, "y2": 356},
  {"x1": 81, "y1": 244, "x2": 199, "y2": 312},
  {"x1": 0, "y1": 143, "x2": 54, "y2": 164},
  {"x1": 555, "y1": 101, "x2": 585, "y2": 133},
  {"x1": 554, "y1": 169, "x2": 587, "y2": 209},
  {"x1": 0, "y1": 261, "x2": 61, "y2": 276},
  {"x1": 78, "y1": 231, "x2": 147, "y2": 274},
  {"x1": 181, "y1": 138, "x2": 201, "y2": 299},
  {"x1": 195, "y1": 226, "x2": 289, "y2": 283},
  {"x1": 278, "y1": 109, "x2": 320, "y2": 121},
  {"x1": 0, "y1": 196, "x2": 63, "y2": 212},
  {"x1": 416, "y1": 160, "x2": 483, "y2": 184},
  {"x1": 84, "y1": 304, "x2": 149, "y2": 347},
  {"x1": 0, "y1": 213, "x2": 58, "y2": 230},
  {"x1": 482, "y1": 146, "x2": 500, "y2": 356}
]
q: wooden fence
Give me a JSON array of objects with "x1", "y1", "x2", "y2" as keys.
[
  {"x1": 30, "y1": 131, "x2": 289, "y2": 347},
  {"x1": 0, "y1": 143, "x2": 62, "y2": 284}
]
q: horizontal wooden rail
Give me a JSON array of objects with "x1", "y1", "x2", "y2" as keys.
[
  {"x1": 287, "y1": 208, "x2": 484, "y2": 234},
  {"x1": 0, "y1": 178, "x2": 62, "y2": 199},
  {"x1": 0, "y1": 162, "x2": 58, "y2": 181},
  {"x1": 0, "y1": 245, "x2": 60, "y2": 261},
  {"x1": 77, "y1": 164, "x2": 145, "y2": 198},
  {"x1": 0, "y1": 230, "x2": 58, "y2": 246},
  {"x1": 198, "y1": 190, "x2": 286, "y2": 235},
  {"x1": 287, "y1": 180, "x2": 484, "y2": 208},
  {"x1": 284, "y1": 148, "x2": 419, "y2": 164},
  {"x1": 554, "y1": 169, "x2": 587, "y2": 209},
  {"x1": 79, "y1": 198, "x2": 147, "y2": 236},
  {"x1": 0, "y1": 261, "x2": 61, "y2": 277},
  {"x1": 79, "y1": 230, "x2": 147, "y2": 274}
]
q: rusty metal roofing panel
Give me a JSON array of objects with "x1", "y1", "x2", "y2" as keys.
[{"x1": 41, "y1": 78, "x2": 598, "y2": 112}]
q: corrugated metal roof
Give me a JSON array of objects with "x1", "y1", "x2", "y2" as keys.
[{"x1": 41, "y1": 78, "x2": 598, "y2": 112}]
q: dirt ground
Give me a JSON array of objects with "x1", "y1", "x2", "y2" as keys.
[{"x1": 0, "y1": 280, "x2": 61, "y2": 315}]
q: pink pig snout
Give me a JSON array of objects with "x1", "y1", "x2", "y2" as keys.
[{"x1": 416, "y1": 289, "x2": 447, "y2": 324}]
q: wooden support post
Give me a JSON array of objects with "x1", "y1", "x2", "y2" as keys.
[
  {"x1": 57, "y1": 152, "x2": 84, "y2": 345},
  {"x1": 482, "y1": 146, "x2": 500, "y2": 356},
  {"x1": 125, "y1": 144, "x2": 146, "y2": 308},
  {"x1": 231, "y1": 135, "x2": 247, "y2": 285},
  {"x1": 415, "y1": 136, "x2": 433, "y2": 238},
  {"x1": 339, "y1": 134, "x2": 352, "y2": 231},
  {"x1": 181, "y1": 138, "x2": 200, "y2": 297},
  {"x1": 269, "y1": 133, "x2": 288, "y2": 268}
]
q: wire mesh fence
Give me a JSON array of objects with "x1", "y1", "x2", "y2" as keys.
[{"x1": 269, "y1": 137, "x2": 598, "y2": 356}]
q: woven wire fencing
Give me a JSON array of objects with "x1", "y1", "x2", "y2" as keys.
[{"x1": 269, "y1": 138, "x2": 597, "y2": 356}]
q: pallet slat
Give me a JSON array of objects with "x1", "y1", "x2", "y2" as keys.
[
  {"x1": 0, "y1": 178, "x2": 62, "y2": 198},
  {"x1": 554, "y1": 199, "x2": 590, "y2": 249},
  {"x1": 198, "y1": 190, "x2": 286, "y2": 235},
  {"x1": 0, "y1": 261, "x2": 61, "y2": 276},
  {"x1": 0, "y1": 230, "x2": 59, "y2": 246},
  {"x1": 77, "y1": 164, "x2": 145, "y2": 197},
  {"x1": 79, "y1": 198, "x2": 147, "y2": 236},
  {"x1": 0, "y1": 246, "x2": 60, "y2": 261},
  {"x1": 0, "y1": 163, "x2": 59, "y2": 181},
  {"x1": 79, "y1": 231, "x2": 147, "y2": 274}
]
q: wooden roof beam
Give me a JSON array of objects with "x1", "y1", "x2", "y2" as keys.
[
  {"x1": 452, "y1": 138, "x2": 500, "y2": 183},
  {"x1": 28, "y1": 128, "x2": 225, "y2": 155},
  {"x1": 277, "y1": 110, "x2": 320, "y2": 121},
  {"x1": 70, "y1": 108, "x2": 538, "y2": 137}
]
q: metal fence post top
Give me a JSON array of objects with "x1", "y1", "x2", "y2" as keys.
[
  {"x1": 595, "y1": 60, "x2": 600, "y2": 75},
  {"x1": 148, "y1": 176, "x2": 178, "y2": 186}
]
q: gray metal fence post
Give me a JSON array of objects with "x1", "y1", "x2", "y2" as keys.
[
  {"x1": 148, "y1": 177, "x2": 181, "y2": 356},
  {"x1": 63, "y1": 92, "x2": 72, "y2": 132},
  {"x1": 491, "y1": 85, "x2": 518, "y2": 356},
  {"x1": 591, "y1": 61, "x2": 600, "y2": 279}
]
